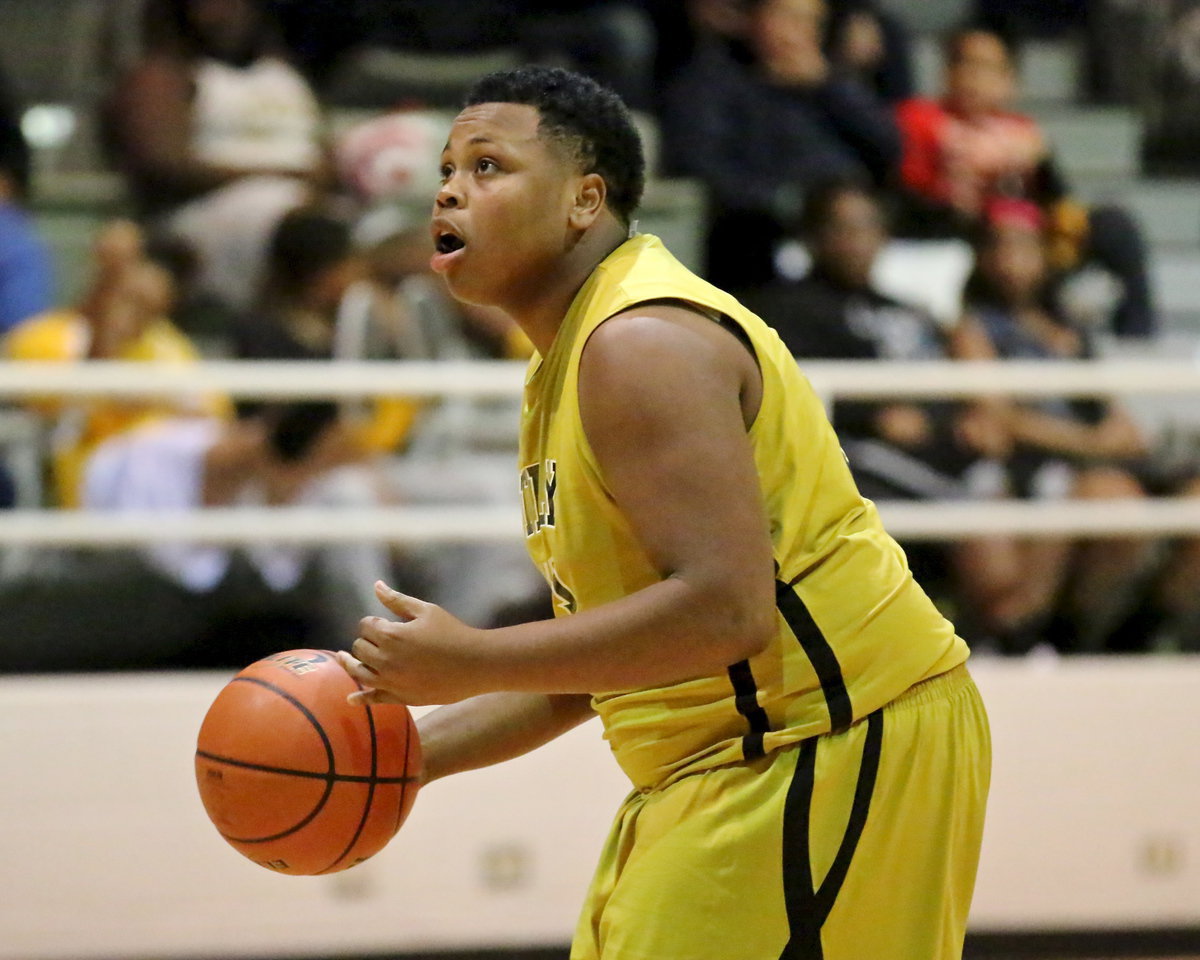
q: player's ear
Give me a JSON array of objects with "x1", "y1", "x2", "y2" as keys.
[{"x1": 568, "y1": 172, "x2": 607, "y2": 230}]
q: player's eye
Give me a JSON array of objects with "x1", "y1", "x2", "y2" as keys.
[
  {"x1": 438, "y1": 163, "x2": 453, "y2": 183},
  {"x1": 476, "y1": 158, "x2": 498, "y2": 174}
]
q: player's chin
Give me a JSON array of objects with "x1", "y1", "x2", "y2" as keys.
[{"x1": 442, "y1": 268, "x2": 503, "y2": 308}]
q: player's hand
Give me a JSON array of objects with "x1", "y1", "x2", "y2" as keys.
[{"x1": 336, "y1": 581, "x2": 488, "y2": 707}]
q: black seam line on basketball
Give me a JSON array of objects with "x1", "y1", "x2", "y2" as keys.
[
  {"x1": 727, "y1": 659, "x2": 770, "y2": 761},
  {"x1": 779, "y1": 737, "x2": 822, "y2": 960},
  {"x1": 318, "y1": 677, "x2": 380, "y2": 874},
  {"x1": 209, "y1": 676, "x2": 339, "y2": 844},
  {"x1": 776, "y1": 579, "x2": 852, "y2": 733},
  {"x1": 195, "y1": 751, "x2": 419, "y2": 785},
  {"x1": 813, "y1": 709, "x2": 883, "y2": 920},
  {"x1": 394, "y1": 700, "x2": 414, "y2": 836}
]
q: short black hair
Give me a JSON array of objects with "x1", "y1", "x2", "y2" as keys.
[{"x1": 463, "y1": 65, "x2": 645, "y2": 226}]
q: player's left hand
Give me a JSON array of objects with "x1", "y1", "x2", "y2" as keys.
[{"x1": 336, "y1": 580, "x2": 488, "y2": 707}]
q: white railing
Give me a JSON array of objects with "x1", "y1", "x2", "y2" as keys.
[
  {"x1": 1, "y1": 357, "x2": 1199, "y2": 399},
  {"x1": 2, "y1": 358, "x2": 1200, "y2": 545}
]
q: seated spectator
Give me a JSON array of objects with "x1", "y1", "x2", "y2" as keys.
[
  {"x1": 825, "y1": 0, "x2": 914, "y2": 103},
  {"x1": 895, "y1": 24, "x2": 1157, "y2": 338},
  {"x1": 740, "y1": 178, "x2": 1017, "y2": 636},
  {"x1": 298, "y1": 0, "x2": 656, "y2": 112},
  {"x1": 3, "y1": 220, "x2": 229, "y2": 507},
  {"x1": 951, "y1": 200, "x2": 1200, "y2": 652},
  {"x1": 70, "y1": 404, "x2": 361, "y2": 668},
  {"x1": 0, "y1": 403, "x2": 351, "y2": 672},
  {"x1": 661, "y1": 0, "x2": 902, "y2": 289},
  {"x1": 744, "y1": 179, "x2": 993, "y2": 496},
  {"x1": 104, "y1": 0, "x2": 328, "y2": 311},
  {"x1": 0, "y1": 65, "x2": 53, "y2": 337},
  {"x1": 0, "y1": 58, "x2": 53, "y2": 511},
  {"x1": 651, "y1": 0, "x2": 753, "y2": 86}
]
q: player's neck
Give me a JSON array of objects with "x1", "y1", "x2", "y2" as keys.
[{"x1": 509, "y1": 220, "x2": 628, "y2": 355}]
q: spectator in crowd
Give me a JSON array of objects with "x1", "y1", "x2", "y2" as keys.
[
  {"x1": 104, "y1": 0, "x2": 329, "y2": 311},
  {"x1": 950, "y1": 199, "x2": 1200, "y2": 652},
  {"x1": 0, "y1": 58, "x2": 53, "y2": 511},
  {"x1": 233, "y1": 206, "x2": 436, "y2": 638},
  {"x1": 895, "y1": 24, "x2": 1158, "y2": 338},
  {"x1": 661, "y1": 0, "x2": 902, "y2": 289},
  {"x1": 59, "y1": 403, "x2": 349, "y2": 669},
  {"x1": 0, "y1": 64, "x2": 53, "y2": 337},
  {"x1": 741, "y1": 178, "x2": 1027, "y2": 641},
  {"x1": 825, "y1": 0, "x2": 915, "y2": 103},
  {"x1": 274, "y1": 0, "x2": 657, "y2": 112},
  {"x1": 649, "y1": 0, "x2": 753, "y2": 86},
  {"x1": 0, "y1": 401, "x2": 347, "y2": 672},
  {"x1": 3, "y1": 219, "x2": 229, "y2": 507},
  {"x1": 743, "y1": 179, "x2": 995, "y2": 501},
  {"x1": 654, "y1": 0, "x2": 913, "y2": 103}
]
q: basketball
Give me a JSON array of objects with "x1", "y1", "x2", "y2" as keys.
[{"x1": 195, "y1": 649, "x2": 421, "y2": 876}]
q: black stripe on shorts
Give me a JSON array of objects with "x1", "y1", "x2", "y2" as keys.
[
  {"x1": 727, "y1": 658, "x2": 771, "y2": 759},
  {"x1": 778, "y1": 709, "x2": 885, "y2": 960},
  {"x1": 776, "y1": 579, "x2": 853, "y2": 732}
]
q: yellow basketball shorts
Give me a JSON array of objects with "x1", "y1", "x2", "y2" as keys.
[{"x1": 571, "y1": 663, "x2": 991, "y2": 960}]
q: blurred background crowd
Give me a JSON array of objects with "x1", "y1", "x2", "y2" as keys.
[{"x1": 1, "y1": 0, "x2": 1199, "y2": 671}]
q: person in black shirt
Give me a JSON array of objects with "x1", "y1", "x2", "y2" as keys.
[
  {"x1": 661, "y1": 0, "x2": 901, "y2": 289},
  {"x1": 743, "y1": 178, "x2": 997, "y2": 501},
  {"x1": 743, "y1": 177, "x2": 1019, "y2": 643}
]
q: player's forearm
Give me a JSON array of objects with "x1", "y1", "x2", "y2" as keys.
[
  {"x1": 480, "y1": 573, "x2": 775, "y2": 695},
  {"x1": 416, "y1": 691, "x2": 594, "y2": 785}
]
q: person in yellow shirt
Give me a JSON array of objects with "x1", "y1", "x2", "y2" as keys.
[
  {"x1": 4, "y1": 222, "x2": 229, "y2": 506},
  {"x1": 338, "y1": 66, "x2": 990, "y2": 960}
]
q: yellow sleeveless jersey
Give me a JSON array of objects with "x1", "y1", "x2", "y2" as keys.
[{"x1": 519, "y1": 235, "x2": 968, "y2": 791}]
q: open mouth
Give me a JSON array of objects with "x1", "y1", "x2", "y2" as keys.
[{"x1": 435, "y1": 233, "x2": 465, "y2": 255}]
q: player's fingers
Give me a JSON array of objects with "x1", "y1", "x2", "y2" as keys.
[
  {"x1": 346, "y1": 686, "x2": 375, "y2": 706},
  {"x1": 347, "y1": 685, "x2": 408, "y2": 707},
  {"x1": 349, "y1": 636, "x2": 383, "y2": 670},
  {"x1": 374, "y1": 580, "x2": 428, "y2": 620},
  {"x1": 357, "y1": 615, "x2": 395, "y2": 644},
  {"x1": 335, "y1": 649, "x2": 377, "y2": 685}
]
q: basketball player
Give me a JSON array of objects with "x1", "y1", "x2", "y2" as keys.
[{"x1": 338, "y1": 66, "x2": 990, "y2": 960}]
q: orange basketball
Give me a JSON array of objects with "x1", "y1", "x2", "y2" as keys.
[{"x1": 195, "y1": 649, "x2": 421, "y2": 876}]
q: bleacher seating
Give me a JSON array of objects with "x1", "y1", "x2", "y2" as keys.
[{"x1": 0, "y1": 4, "x2": 1195, "y2": 354}]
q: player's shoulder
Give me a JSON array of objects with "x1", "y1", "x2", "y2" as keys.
[
  {"x1": 587, "y1": 300, "x2": 728, "y2": 366},
  {"x1": 580, "y1": 301, "x2": 755, "y2": 412}
]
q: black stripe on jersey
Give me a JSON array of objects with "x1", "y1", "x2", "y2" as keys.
[
  {"x1": 776, "y1": 579, "x2": 853, "y2": 733},
  {"x1": 778, "y1": 710, "x2": 885, "y2": 960},
  {"x1": 727, "y1": 659, "x2": 771, "y2": 760}
]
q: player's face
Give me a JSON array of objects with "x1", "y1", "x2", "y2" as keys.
[{"x1": 431, "y1": 103, "x2": 583, "y2": 308}]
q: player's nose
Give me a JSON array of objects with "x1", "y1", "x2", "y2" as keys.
[{"x1": 435, "y1": 177, "x2": 463, "y2": 209}]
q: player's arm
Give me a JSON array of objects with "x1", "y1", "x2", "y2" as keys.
[
  {"x1": 341, "y1": 304, "x2": 777, "y2": 704},
  {"x1": 415, "y1": 692, "x2": 595, "y2": 785}
]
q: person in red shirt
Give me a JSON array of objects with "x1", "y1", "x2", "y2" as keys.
[{"x1": 895, "y1": 25, "x2": 1157, "y2": 338}]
